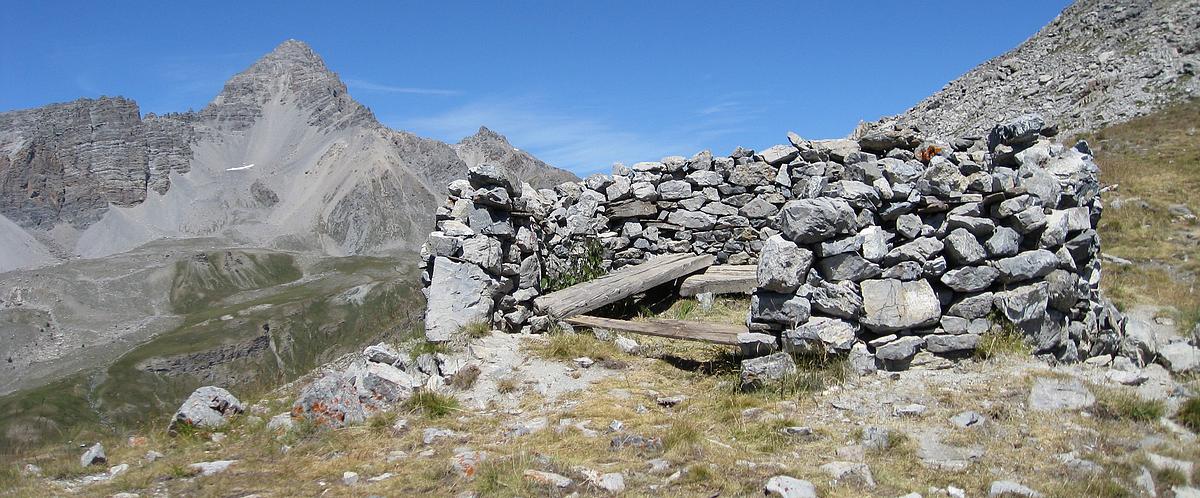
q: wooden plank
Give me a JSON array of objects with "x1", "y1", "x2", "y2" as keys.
[
  {"x1": 679, "y1": 265, "x2": 758, "y2": 296},
  {"x1": 534, "y1": 253, "x2": 715, "y2": 318},
  {"x1": 565, "y1": 315, "x2": 744, "y2": 345}
]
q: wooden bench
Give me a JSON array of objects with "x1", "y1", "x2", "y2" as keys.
[
  {"x1": 565, "y1": 315, "x2": 745, "y2": 345},
  {"x1": 679, "y1": 265, "x2": 757, "y2": 296},
  {"x1": 534, "y1": 253, "x2": 714, "y2": 319}
]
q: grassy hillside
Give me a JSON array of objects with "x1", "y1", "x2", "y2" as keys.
[
  {"x1": 0, "y1": 254, "x2": 422, "y2": 456},
  {"x1": 1084, "y1": 99, "x2": 1200, "y2": 325},
  {"x1": 169, "y1": 250, "x2": 303, "y2": 315}
]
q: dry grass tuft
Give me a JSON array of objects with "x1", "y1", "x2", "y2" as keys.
[
  {"x1": 531, "y1": 330, "x2": 622, "y2": 362},
  {"x1": 1177, "y1": 396, "x2": 1200, "y2": 431},
  {"x1": 449, "y1": 364, "x2": 482, "y2": 389},
  {"x1": 1093, "y1": 386, "x2": 1165, "y2": 422},
  {"x1": 460, "y1": 321, "x2": 491, "y2": 340}
]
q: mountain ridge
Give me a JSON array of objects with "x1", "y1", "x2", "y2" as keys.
[{"x1": 0, "y1": 39, "x2": 577, "y2": 272}]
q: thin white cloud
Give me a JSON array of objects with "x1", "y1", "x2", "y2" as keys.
[
  {"x1": 392, "y1": 96, "x2": 768, "y2": 175},
  {"x1": 394, "y1": 100, "x2": 702, "y2": 175},
  {"x1": 344, "y1": 78, "x2": 461, "y2": 96}
]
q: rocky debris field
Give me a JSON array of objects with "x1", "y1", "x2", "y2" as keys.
[
  {"x1": 885, "y1": 0, "x2": 1200, "y2": 141},
  {"x1": 7, "y1": 322, "x2": 1197, "y2": 497}
]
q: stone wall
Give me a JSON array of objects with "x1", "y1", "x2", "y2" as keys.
[{"x1": 419, "y1": 114, "x2": 1126, "y2": 368}]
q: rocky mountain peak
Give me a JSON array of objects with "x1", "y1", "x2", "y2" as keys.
[
  {"x1": 200, "y1": 39, "x2": 375, "y2": 132},
  {"x1": 465, "y1": 126, "x2": 510, "y2": 145},
  {"x1": 453, "y1": 126, "x2": 578, "y2": 189}
]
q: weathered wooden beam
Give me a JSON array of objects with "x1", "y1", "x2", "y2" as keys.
[
  {"x1": 534, "y1": 253, "x2": 715, "y2": 319},
  {"x1": 565, "y1": 315, "x2": 744, "y2": 345},
  {"x1": 679, "y1": 265, "x2": 758, "y2": 296}
]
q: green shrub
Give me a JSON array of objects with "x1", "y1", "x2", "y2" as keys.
[
  {"x1": 541, "y1": 239, "x2": 606, "y2": 292},
  {"x1": 403, "y1": 391, "x2": 460, "y2": 419},
  {"x1": 974, "y1": 313, "x2": 1030, "y2": 360}
]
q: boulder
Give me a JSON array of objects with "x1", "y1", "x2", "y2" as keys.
[
  {"x1": 168, "y1": 386, "x2": 245, "y2": 435},
  {"x1": 740, "y1": 352, "x2": 797, "y2": 389},
  {"x1": 809, "y1": 280, "x2": 863, "y2": 319},
  {"x1": 460, "y1": 236, "x2": 502, "y2": 274},
  {"x1": 884, "y1": 237, "x2": 943, "y2": 265},
  {"x1": 848, "y1": 342, "x2": 878, "y2": 375},
  {"x1": 292, "y1": 374, "x2": 367, "y2": 429},
  {"x1": 1028, "y1": 377, "x2": 1094, "y2": 411},
  {"x1": 667, "y1": 210, "x2": 716, "y2": 230},
  {"x1": 985, "y1": 226, "x2": 1021, "y2": 257},
  {"x1": 360, "y1": 362, "x2": 421, "y2": 402},
  {"x1": 764, "y1": 476, "x2": 817, "y2": 498},
  {"x1": 750, "y1": 292, "x2": 812, "y2": 326},
  {"x1": 424, "y1": 257, "x2": 498, "y2": 342},
  {"x1": 820, "y1": 461, "x2": 876, "y2": 488},
  {"x1": 738, "y1": 332, "x2": 777, "y2": 358},
  {"x1": 925, "y1": 334, "x2": 981, "y2": 353},
  {"x1": 875, "y1": 336, "x2": 925, "y2": 362},
  {"x1": 860, "y1": 279, "x2": 941, "y2": 332},
  {"x1": 776, "y1": 198, "x2": 858, "y2": 243},
  {"x1": 80, "y1": 443, "x2": 106, "y2": 467},
  {"x1": 729, "y1": 162, "x2": 777, "y2": 186},
  {"x1": 760, "y1": 144, "x2": 799, "y2": 165},
  {"x1": 1157, "y1": 342, "x2": 1199, "y2": 373},
  {"x1": 785, "y1": 317, "x2": 858, "y2": 353},
  {"x1": 944, "y1": 228, "x2": 986, "y2": 265},
  {"x1": 940, "y1": 266, "x2": 1000, "y2": 293},
  {"x1": 988, "y1": 114, "x2": 1046, "y2": 151},
  {"x1": 817, "y1": 252, "x2": 882, "y2": 282},
  {"x1": 468, "y1": 163, "x2": 513, "y2": 191},
  {"x1": 988, "y1": 480, "x2": 1043, "y2": 498},
  {"x1": 364, "y1": 342, "x2": 403, "y2": 365},
  {"x1": 994, "y1": 250, "x2": 1059, "y2": 283},
  {"x1": 757, "y1": 235, "x2": 813, "y2": 293},
  {"x1": 657, "y1": 180, "x2": 692, "y2": 200},
  {"x1": 740, "y1": 196, "x2": 779, "y2": 218}
]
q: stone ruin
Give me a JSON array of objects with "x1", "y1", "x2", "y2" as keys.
[{"x1": 418, "y1": 113, "x2": 1135, "y2": 371}]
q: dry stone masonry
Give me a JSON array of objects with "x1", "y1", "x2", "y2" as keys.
[{"x1": 420, "y1": 113, "x2": 1136, "y2": 370}]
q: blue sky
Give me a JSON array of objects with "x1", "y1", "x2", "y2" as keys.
[{"x1": 1, "y1": 1, "x2": 1071, "y2": 175}]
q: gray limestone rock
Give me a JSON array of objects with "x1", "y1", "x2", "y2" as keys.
[
  {"x1": 80, "y1": 443, "x2": 107, "y2": 467},
  {"x1": 292, "y1": 374, "x2": 367, "y2": 429},
  {"x1": 776, "y1": 198, "x2": 858, "y2": 243},
  {"x1": 168, "y1": 386, "x2": 245, "y2": 435},
  {"x1": 994, "y1": 250, "x2": 1059, "y2": 283},
  {"x1": 764, "y1": 476, "x2": 817, "y2": 498},
  {"x1": 757, "y1": 235, "x2": 813, "y2": 293},
  {"x1": 809, "y1": 280, "x2": 864, "y2": 319},
  {"x1": 860, "y1": 279, "x2": 941, "y2": 332},
  {"x1": 925, "y1": 334, "x2": 981, "y2": 353},
  {"x1": 424, "y1": 257, "x2": 498, "y2": 342},
  {"x1": 1029, "y1": 377, "x2": 1094, "y2": 411},
  {"x1": 875, "y1": 336, "x2": 925, "y2": 362},
  {"x1": 945, "y1": 228, "x2": 986, "y2": 265},
  {"x1": 740, "y1": 352, "x2": 797, "y2": 390},
  {"x1": 750, "y1": 292, "x2": 812, "y2": 326},
  {"x1": 738, "y1": 332, "x2": 777, "y2": 358},
  {"x1": 817, "y1": 252, "x2": 882, "y2": 282},
  {"x1": 784, "y1": 317, "x2": 858, "y2": 353},
  {"x1": 940, "y1": 266, "x2": 1000, "y2": 293},
  {"x1": 985, "y1": 226, "x2": 1021, "y2": 257},
  {"x1": 848, "y1": 342, "x2": 877, "y2": 375}
]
